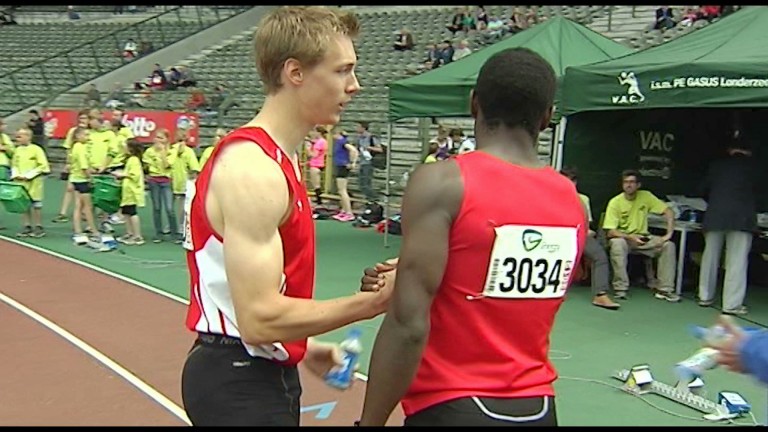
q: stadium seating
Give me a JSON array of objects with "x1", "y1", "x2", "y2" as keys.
[
  {"x1": 0, "y1": 7, "x2": 238, "y2": 116},
  {"x1": 35, "y1": 5, "x2": 719, "y2": 206}
]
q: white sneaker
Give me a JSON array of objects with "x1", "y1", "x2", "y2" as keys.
[{"x1": 654, "y1": 291, "x2": 681, "y2": 303}]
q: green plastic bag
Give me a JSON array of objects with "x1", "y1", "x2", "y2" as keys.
[
  {"x1": 0, "y1": 181, "x2": 32, "y2": 214},
  {"x1": 92, "y1": 175, "x2": 122, "y2": 214}
]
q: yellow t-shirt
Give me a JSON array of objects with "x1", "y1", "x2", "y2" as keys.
[
  {"x1": 120, "y1": 155, "x2": 146, "y2": 207},
  {"x1": 11, "y1": 144, "x2": 50, "y2": 201},
  {"x1": 68, "y1": 141, "x2": 90, "y2": 183},
  {"x1": 88, "y1": 130, "x2": 114, "y2": 169},
  {"x1": 602, "y1": 190, "x2": 668, "y2": 236},
  {"x1": 107, "y1": 133, "x2": 128, "y2": 168},
  {"x1": 118, "y1": 126, "x2": 134, "y2": 140},
  {"x1": 142, "y1": 145, "x2": 177, "y2": 178},
  {"x1": 578, "y1": 193, "x2": 593, "y2": 223},
  {"x1": 199, "y1": 146, "x2": 214, "y2": 169},
  {"x1": 63, "y1": 126, "x2": 77, "y2": 152},
  {"x1": 171, "y1": 143, "x2": 200, "y2": 195},
  {"x1": 0, "y1": 133, "x2": 14, "y2": 167},
  {"x1": 424, "y1": 154, "x2": 438, "y2": 164}
]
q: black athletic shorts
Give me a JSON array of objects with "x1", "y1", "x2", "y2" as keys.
[
  {"x1": 405, "y1": 395, "x2": 557, "y2": 427},
  {"x1": 121, "y1": 205, "x2": 137, "y2": 216},
  {"x1": 72, "y1": 182, "x2": 92, "y2": 194},
  {"x1": 334, "y1": 165, "x2": 350, "y2": 178},
  {"x1": 181, "y1": 333, "x2": 302, "y2": 426}
]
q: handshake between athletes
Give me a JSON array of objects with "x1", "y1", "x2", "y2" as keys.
[{"x1": 360, "y1": 258, "x2": 399, "y2": 293}]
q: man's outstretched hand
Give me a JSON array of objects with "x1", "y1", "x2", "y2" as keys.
[{"x1": 359, "y1": 258, "x2": 398, "y2": 292}]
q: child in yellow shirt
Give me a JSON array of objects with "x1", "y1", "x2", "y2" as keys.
[
  {"x1": 171, "y1": 129, "x2": 199, "y2": 244},
  {"x1": 142, "y1": 128, "x2": 177, "y2": 243},
  {"x1": 68, "y1": 127, "x2": 99, "y2": 238},
  {"x1": 114, "y1": 139, "x2": 146, "y2": 245},
  {"x1": 53, "y1": 109, "x2": 90, "y2": 224},
  {"x1": 199, "y1": 128, "x2": 227, "y2": 169},
  {"x1": 10, "y1": 127, "x2": 50, "y2": 238}
]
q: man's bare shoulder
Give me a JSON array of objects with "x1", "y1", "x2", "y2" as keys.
[
  {"x1": 211, "y1": 140, "x2": 285, "y2": 189},
  {"x1": 209, "y1": 140, "x2": 289, "y2": 225},
  {"x1": 406, "y1": 159, "x2": 463, "y2": 216}
]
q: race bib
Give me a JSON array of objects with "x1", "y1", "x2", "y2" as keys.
[
  {"x1": 482, "y1": 225, "x2": 578, "y2": 299},
  {"x1": 181, "y1": 179, "x2": 196, "y2": 251}
]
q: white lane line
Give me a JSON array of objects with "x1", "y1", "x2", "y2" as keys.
[
  {"x1": 0, "y1": 291, "x2": 191, "y2": 425},
  {"x1": 0, "y1": 236, "x2": 372, "y2": 382}
]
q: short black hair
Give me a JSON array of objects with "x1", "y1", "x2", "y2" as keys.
[
  {"x1": 561, "y1": 166, "x2": 578, "y2": 181},
  {"x1": 621, "y1": 169, "x2": 641, "y2": 182},
  {"x1": 474, "y1": 47, "x2": 556, "y2": 137}
]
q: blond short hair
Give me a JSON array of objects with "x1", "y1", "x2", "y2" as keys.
[{"x1": 254, "y1": 6, "x2": 360, "y2": 94}]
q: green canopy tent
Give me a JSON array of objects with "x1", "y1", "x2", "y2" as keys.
[
  {"x1": 558, "y1": 7, "x2": 768, "y2": 223},
  {"x1": 380, "y1": 17, "x2": 632, "y2": 246},
  {"x1": 388, "y1": 16, "x2": 633, "y2": 122},
  {"x1": 561, "y1": 7, "x2": 768, "y2": 116}
]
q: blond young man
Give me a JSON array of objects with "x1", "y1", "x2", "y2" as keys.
[{"x1": 179, "y1": 7, "x2": 394, "y2": 426}]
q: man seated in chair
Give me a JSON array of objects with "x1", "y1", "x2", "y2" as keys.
[{"x1": 603, "y1": 169, "x2": 680, "y2": 302}]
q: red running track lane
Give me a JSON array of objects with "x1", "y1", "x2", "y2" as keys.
[{"x1": 0, "y1": 239, "x2": 405, "y2": 426}]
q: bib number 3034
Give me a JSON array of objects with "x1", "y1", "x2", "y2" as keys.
[{"x1": 482, "y1": 225, "x2": 578, "y2": 299}]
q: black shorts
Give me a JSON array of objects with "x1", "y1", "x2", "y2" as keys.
[
  {"x1": 405, "y1": 395, "x2": 557, "y2": 427},
  {"x1": 334, "y1": 165, "x2": 350, "y2": 178},
  {"x1": 72, "y1": 182, "x2": 92, "y2": 194},
  {"x1": 181, "y1": 333, "x2": 302, "y2": 426},
  {"x1": 121, "y1": 205, "x2": 137, "y2": 216}
]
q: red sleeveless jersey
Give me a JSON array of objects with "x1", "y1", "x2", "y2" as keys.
[
  {"x1": 401, "y1": 151, "x2": 587, "y2": 415},
  {"x1": 183, "y1": 127, "x2": 315, "y2": 366}
]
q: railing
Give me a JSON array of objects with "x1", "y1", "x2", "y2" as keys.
[{"x1": 0, "y1": 6, "x2": 250, "y2": 116}]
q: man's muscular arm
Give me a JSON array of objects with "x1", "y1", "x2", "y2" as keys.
[{"x1": 210, "y1": 142, "x2": 391, "y2": 346}]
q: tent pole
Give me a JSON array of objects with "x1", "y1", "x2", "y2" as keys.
[
  {"x1": 555, "y1": 116, "x2": 568, "y2": 171},
  {"x1": 550, "y1": 122, "x2": 560, "y2": 169},
  {"x1": 384, "y1": 121, "x2": 393, "y2": 248}
]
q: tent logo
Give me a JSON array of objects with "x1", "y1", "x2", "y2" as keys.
[{"x1": 612, "y1": 71, "x2": 646, "y2": 105}]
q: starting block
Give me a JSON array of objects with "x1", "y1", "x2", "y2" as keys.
[
  {"x1": 73, "y1": 233, "x2": 118, "y2": 252},
  {"x1": 612, "y1": 365, "x2": 750, "y2": 422}
]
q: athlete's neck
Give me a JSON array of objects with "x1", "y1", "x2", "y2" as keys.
[
  {"x1": 474, "y1": 126, "x2": 542, "y2": 168},
  {"x1": 244, "y1": 93, "x2": 314, "y2": 156}
]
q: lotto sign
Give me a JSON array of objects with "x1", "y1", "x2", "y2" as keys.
[
  {"x1": 43, "y1": 109, "x2": 200, "y2": 147},
  {"x1": 482, "y1": 225, "x2": 578, "y2": 299}
]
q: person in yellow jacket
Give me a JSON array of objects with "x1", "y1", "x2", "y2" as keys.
[
  {"x1": 68, "y1": 127, "x2": 99, "y2": 238},
  {"x1": 0, "y1": 118, "x2": 14, "y2": 181},
  {"x1": 199, "y1": 128, "x2": 227, "y2": 169},
  {"x1": 100, "y1": 118, "x2": 129, "y2": 173},
  {"x1": 171, "y1": 129, "x2": 199, "y2": 244},
  {"x1": 53, "y1": 109, "x2": 90, "y2": 224},
  {"x1": 87, "y1": 115, "x2": 117, "y2": 230},
  {"x1": 0, "y1": 118, "x2": 15, "y2": 230},
  {"x1": 111, "y1": 107, "x2": 134, "y2": 142},
  {"x1": 114, "y1": 139, "x2": 145, "y2": 245},
  {"x1": 142, "y1": 128, "x2": 178, "y2": 243},
  {"x1": 10, "y1": 127, "x2": 50, "y2": 238}
]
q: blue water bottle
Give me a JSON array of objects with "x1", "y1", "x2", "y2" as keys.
[{"x1": 325, "y1": 328, "x2": 363, "y2": 390}]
